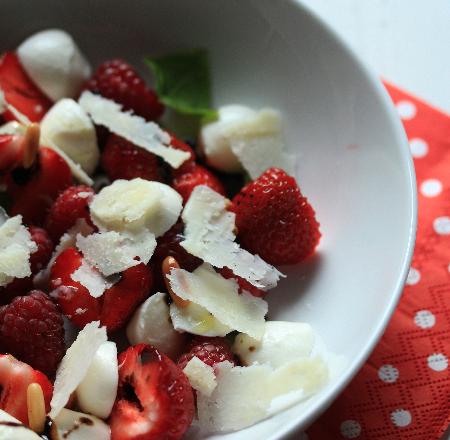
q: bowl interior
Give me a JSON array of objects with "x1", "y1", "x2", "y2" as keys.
[{"x1": 0, "y1": 0, "x2": 416, "y2": 438}]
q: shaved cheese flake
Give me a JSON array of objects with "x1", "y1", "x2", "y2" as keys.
[
  {"x1": 79, "y1": 91, "x2": 189, "y2": 168},
  {"x1": 71, "y1": 259, "x2": 115, "y2": 298},
  {"x1": 183, "y1": 357, "x2": 217, "y2": 397},
  {"x1": 233, "y1": 321, "x2": 315, "y2": 368},
  {"x1": 50, "y1": 321, "x2": 107, "y2": 418},
  {"x1": 76, "y1": 229, "x2": 156, "y2": 276},
  {"x1": 170, "y1": 302, "x2": 232, "y2": 337},
  {"x1": 181, "y1": 185, "x2": 283, "y2": 289},
  {"x1": 0, "y1": 215, "x2": 37, "y2": 286},
  {"x1": 198, "y1": 357, "x2": 328, "y2": 433},
  {"x1": 168, "y1": 264, "x2": 267, "y2": 339}
]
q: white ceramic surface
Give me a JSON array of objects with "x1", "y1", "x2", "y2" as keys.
[{"x1": 0, "y1": 0, "x2": 417, "y2": 438}]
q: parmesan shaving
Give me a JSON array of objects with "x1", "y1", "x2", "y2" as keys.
[
  {"x1": 180, "y1": 185, "x2": 283, "y2": 289},
  {"x1": 169, "y1": 301, "x2": 232, "y2": 337},
  {"x1": 76, "y1": 229, "x2": 156, "y2": 276},
  {"x1": 50, "y1": 321, "x2": 107, "y2": 418},
  {"x1": 197, "y1": 357, "x2": 328, "y2": 433},
  {"x1": 183, "y1": 357, "x2": 217, "y2": 397},
  {"x1": 71, "y1": 259, "x2": 115, "y2": 298},
  {"x1": 168, "y1": 264, "x2": 268, "y2": 339},
  {"x1": 79, "y1": 91, "x2": 190, "y2": 168},
  {"x1": 0, "y1": 215, "x2": 37, "y2": 287}
]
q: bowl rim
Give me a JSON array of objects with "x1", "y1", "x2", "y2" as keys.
[{"x1": 270, "y1": 1, "x2": 418, "y2": 438}]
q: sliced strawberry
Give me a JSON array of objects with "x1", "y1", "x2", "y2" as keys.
[
  {"x1": 0, "y1": 134, "x2": 23, "y2": 173},
  {"x1": 50, "y1": 247, "x2": 152, "y2": 332},
  {"x1": 6, "y1": 146, "x2": 73, "y2": 225},
  {"x1": 0, "y1": 52, "x2": 52, "y2": 122},
  {"x1": 0, "y1": 354, "x2": 52, "y2": 425},
  {"x1": 110, "y1": 344, "x2": 195, "y2": 440}
]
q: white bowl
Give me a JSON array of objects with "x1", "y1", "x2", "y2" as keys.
[{"x1": 1, "y1": 0, "x2": 417, "y2": 438}]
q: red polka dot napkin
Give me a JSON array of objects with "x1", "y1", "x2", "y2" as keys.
[{"x1": 307, "y1": 82, "x2": 450, "y2": 440}]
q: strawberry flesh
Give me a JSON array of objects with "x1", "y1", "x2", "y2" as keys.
[
  {"x1": 110, "y1": 344, "x2": 194, "y2": 440},
  {"x1": 50, "y1": 247, "x2": 153, "y2": 332},
  {"x1": 0, "y1": 354, "x2": 52, "y2": 425},
  {"x1": 6, "y1": 147, "x2": 73, "y2": 225},
  {"x1": 0, "y1": 52, "x2": 52, "y2": 122}
]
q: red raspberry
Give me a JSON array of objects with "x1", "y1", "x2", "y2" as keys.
[
  {"x1": 151, "y1": 222, "x2": 202, "y2": 291},
  {"x1": 177, "y1": 336, "x2": 236, "y2": 371},
  {"x1": 101, "y1": 134, "x2": 163, "y2": 182},
  {"x1": 28, "y1": 226, "x2": 54, "y2": 272},
  {"x1": 218, "y1": 267, "x2": 266, "y2": 298},
  {"x1": 0, "y1": 291, "x2": 65, "y2": 377},
  {"x1": 45, "y1": 185, "x2": 95, "y2": 242},
  {"x1": 85, "y1": 59, "x2": 164, "y2": 121},
  {"x1": 231, "y1": 167, "x2": 321, "y2": 265},
  {"x1": 172, "y1": 164, "x2": 226, "y2": 203}
]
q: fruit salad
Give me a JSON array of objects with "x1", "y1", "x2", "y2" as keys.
[{"x1": 0, "y1": 29, "x2": 338, "y2": 440}]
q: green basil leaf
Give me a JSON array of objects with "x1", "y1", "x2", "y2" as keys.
[{"x1": 145, "y1": 49, "x2": 218, "y2": 120}]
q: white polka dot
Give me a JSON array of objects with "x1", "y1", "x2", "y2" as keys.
[
  {"x1": 391, "y1": 409, "x2": 412, "y2": 427},
  {"x1": 427, "y1": 353, "x2": 448, "y2": 372},
  {"x1": 340, "y1": 420, "x2": 361, "y2": 438},
  {"x1": 409, "y1": 138, "x2": 428, "y2": 158},
  {"x1": 414, "y1": 310, "x2": 436, "y2": 329},
  {"x1": 406, "y1": 267, "x2": 420, "y2": 285},
  {"x1": 34, "y1": 104, "x2": 43, "y2": 114},
  {"x1": 433, "y1": 216, "x2": 450, "y2": 235},
  {"x1": 420, "y1": 179, "x2": 443, "y2": 197},
  {"x1": 396, "y1": 101, "x2": 417, "y2": 120},
  {"x1": 378, "y1": 364, "x2": 399, "y2": 383}
]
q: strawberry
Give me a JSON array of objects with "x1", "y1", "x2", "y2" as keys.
[
  {"x1": 231, "y1": 168, "x2": 321, "y2": 265},
  {"x1": 110, "y1": 344, "x2": 194, "y2": 440},
  {"x1": 101, "y1": 134, "x2": 163, "y2": 182},
  {"x1": 0, "y1": 291, "x2": 65, "y2": 377},
  {"x1": 172, "y1": 164, "x2": 226, "y2": 203},
  {"x1": 0, "y1": 226, "x2": 54, "y2": 305},
  {"x1": 84, "y1": 59, "x2": 164, "y2": 121},
  {"x1": 218, "y1": 267, "x2": 266, "y2": 298},
  {"x1": 0, "y1": 52, "x2": 51, "y2": 122},
  {"x1": 177, "y1": 336, "x2": 236, "y2": 371},
  {"x1": 45, "y1": 185, "x2": 95, "y2": 242},
  {"x1": 0, "y1": 354, "x2": 53, "y2": 425},
  {"x1": 169, "y1": 135, "x2": 196, "y2": 174},
  {"x1": 6, "y1": 147, "x2": 73, "y2": 225},
  {"x1": 50, "y1": 247, "x2": 152, "y2": 332}
]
